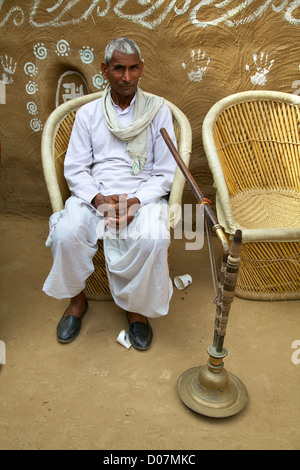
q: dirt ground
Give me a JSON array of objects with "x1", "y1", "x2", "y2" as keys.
[{"x1": 0, "y1": 213, "x2": 299, "y2": 450}]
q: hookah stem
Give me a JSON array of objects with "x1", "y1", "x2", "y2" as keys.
[
  {"x1": 160, "y1": 127, "x2": 239, "y2": 354},
  {"x1": 160, "y1": 128, "x2": 219, "y2": 228},
  {"x1": 214, "y1": 229, "x2": 242, "y2": 353}
]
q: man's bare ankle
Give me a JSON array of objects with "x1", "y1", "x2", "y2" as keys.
[
  {"x1": 64, "y1": 291, "x2": 86, "y2": 318},
  {"x1": 127, "y1": 312, "x2": 147, "y2": 323}
]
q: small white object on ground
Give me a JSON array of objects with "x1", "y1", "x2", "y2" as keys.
[{"x1": 116, "y1": 329, "x2": 132, "y2": 349}]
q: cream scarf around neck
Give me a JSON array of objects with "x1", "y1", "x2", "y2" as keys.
[{"x1": 102, "y1": 85, "x2": 164, "y2": 175}]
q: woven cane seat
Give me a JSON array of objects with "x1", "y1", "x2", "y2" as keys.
[
  {"x1": 230, "y1": 189, "x2": 300, "y2": 230},
  {"x1": 42, "y1": 91, "x2": 192, "y2": 300},
  {"x1": 203, "y1": 91, "x2": 300, "y2": 300}
]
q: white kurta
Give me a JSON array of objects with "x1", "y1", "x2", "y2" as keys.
[
  {"x1": 43, "y1": 92, "x2": 177, "y2": 318},
  {"x1": 64, "y1": 93, "x2": 177, "y2": 205}
]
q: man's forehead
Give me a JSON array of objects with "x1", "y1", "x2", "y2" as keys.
[{"x1": 111, "y1": 51, "x2": 140, "y2": 65}]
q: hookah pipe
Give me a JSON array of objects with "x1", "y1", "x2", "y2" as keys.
[{"x1": 160, "y1": 128, "x2": 247, "y2": 418}]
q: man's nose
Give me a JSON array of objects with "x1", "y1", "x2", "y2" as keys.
[{"x1": 122, "y1": 68, "x2": 131, "y2": 82}]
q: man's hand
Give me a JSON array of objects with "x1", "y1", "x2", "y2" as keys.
[
  {"x1": 92, "y1": 193, "x2": 120, "y2": 215},
  {"x1": 92, "y1": 193, "x2": 140, "y2": 229}
]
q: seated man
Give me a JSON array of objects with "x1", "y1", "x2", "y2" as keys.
[{"x1": 43, "y1": 37, "x2": 177, "y2": 350}]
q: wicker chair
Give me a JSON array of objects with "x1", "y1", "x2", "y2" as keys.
[
  {"x1": 202, "y1": 91, "x2": 300, "y2": 301},
  {"x1": 41, "y1": 91, "x2": 192, "y2": 300}
]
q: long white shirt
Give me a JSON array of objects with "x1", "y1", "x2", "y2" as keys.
[{"x1": 64, "y1": 93, "x2": 178, "y2": 206}]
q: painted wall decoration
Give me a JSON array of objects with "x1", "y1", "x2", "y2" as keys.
[
  {"x1": 0, "y1": 0, "x2": 300, "y2": 216},
  {"x1": 245, "y1": 52, "x2": 275, "y2": 86},
  {"x1": 21, "y1": 39, "x2": 106, "y2": 132},
  {"x1": 55, "y1": 39, "x2": 70, "y2": 56},
  {"x1": 1, "y1": 1, "x2": 300, "y2": 29},
  {"x1": 56, "y1": 71, "x2": 90, "y2": 107},
  {"x1": 182, "y1": 49, "x2": 211, "y2": 82},
  {"x1": 79, "y1": 46, "x2": 94, "y2": 64},
  {"x1": 1, "y1": 54, "x2": 17, "y2": 83}
]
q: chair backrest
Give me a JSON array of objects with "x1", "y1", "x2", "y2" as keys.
[
  {"x1": 203, "y1": 91, "x2": 300, "y2": 197},
  {"x1": 202, "y1": 91, "x2": 300, "y2": 242},
  {"x1": 41, "y1": 91, "x2": 192, "y2": 228}
]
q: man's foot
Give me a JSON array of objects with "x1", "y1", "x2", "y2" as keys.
[
  {"x1": 57, "y1": 291, "x2": 88, "y2": 343},
  {"x1": 126, "y1": 312, "x2": 153, "y2": 350}
]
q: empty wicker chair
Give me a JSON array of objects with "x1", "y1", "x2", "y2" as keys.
[
  {"x1": 202, "y1": 91, "x2": 300, "y2": 300},
  {"x1": 41, "y1": 91, "x2": 192, "y2": 300}
]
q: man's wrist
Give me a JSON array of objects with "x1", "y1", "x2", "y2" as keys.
[
  {"x1": 91, "y1": 193, "x2": 102, "y2": 208},
  {"x1": 131, "y1": 196, "x2": 140, "y2": 205}
]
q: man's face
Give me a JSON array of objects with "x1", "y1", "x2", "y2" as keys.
[{"x1": 101, "y1": 51, "x2": 143, "y2": 99}]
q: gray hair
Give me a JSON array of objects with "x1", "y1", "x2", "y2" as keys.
[{"x1": 104, "y1": 37, "x2": 142, "y2": 66}]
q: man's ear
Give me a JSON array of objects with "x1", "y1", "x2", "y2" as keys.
[
  {"x1": 139, "y1": 59, "x2": 144, "y2": 78},
  {"x1": 101, "y1": 62, "x2": 108, "y2": 79}
]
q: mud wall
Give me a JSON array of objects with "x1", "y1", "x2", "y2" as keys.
[{"x1": 1, "y1": 1, "x2": 300, "y2": 217}]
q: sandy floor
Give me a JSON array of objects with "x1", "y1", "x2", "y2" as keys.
[{"x1": 0, "y1": 213, "x2": 299, "y2": 450}]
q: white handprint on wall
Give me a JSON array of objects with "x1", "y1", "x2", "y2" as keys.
[
  {"x1": 0, "y1": 55, "x2": 17, "y2": 84},
  {"x1": 182, "y1": 49, "x2": 211, "y2": 82},
  {"x1": 246, "y1": 52, "x2": 274, "y2": 86}
]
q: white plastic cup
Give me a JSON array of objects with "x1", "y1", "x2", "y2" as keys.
[
  {"x1": 174, "y1": 274, "x2": 192, "y2": 290},
  {"x1": 116, "y1": 329, "x2": 132, "y2": 349}
]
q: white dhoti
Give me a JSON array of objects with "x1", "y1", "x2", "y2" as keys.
[{"x1": 43, "y1": 196, "x2": 173, "y2": 318}]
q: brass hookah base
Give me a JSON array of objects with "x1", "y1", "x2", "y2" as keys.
[{"x1": 177, "y1": 345, "x2": 248, "y2": 418}]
